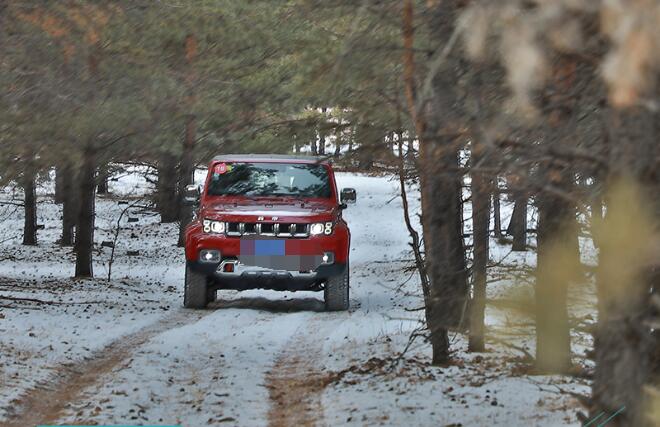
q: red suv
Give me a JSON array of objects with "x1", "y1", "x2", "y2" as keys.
[{"x1": 183, "y1": 155, "x2": 355, "y2": 311}]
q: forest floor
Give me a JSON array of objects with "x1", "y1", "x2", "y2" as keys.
[{"x1": 0, "y1": 170, "x2": 594, "y2": 426}]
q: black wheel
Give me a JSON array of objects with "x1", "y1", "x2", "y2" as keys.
[
  {"x1": 324, "y1": 263, "x2": 349, "y2": 311},
  {"x1": 184, "y1": 264, "x2": 210, "y2": 309}
]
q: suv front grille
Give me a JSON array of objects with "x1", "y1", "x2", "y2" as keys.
[{"x1": 225, "y1": 222, "x2": 309, "y2": 238}]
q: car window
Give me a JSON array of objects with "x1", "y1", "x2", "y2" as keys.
[{"x1": 207, "y1": 162, "x2": 332, "y2": 198}]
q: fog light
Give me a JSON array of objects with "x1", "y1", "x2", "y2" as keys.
[
  {"x1": 199, "y1": 249, "x2": 220, "y2": 263},
  {"x1": 322, "y1": 252, "x2": 334, "y2": 264}
]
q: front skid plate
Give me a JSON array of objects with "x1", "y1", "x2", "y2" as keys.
[{"x1": 186, "y1": 261, "x2": 346, "y2": 292}]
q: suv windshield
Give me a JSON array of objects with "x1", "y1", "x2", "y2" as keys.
[{"x1": 207, "y1": 162, "x2": 331, "y2": 198}]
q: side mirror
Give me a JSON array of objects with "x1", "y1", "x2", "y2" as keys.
[
  {"x1": 340, "y1": 188, "x2": 356, "y2": 205},
  {"x1": 183, "y1": 184, "x2": 201, "y2": 206}
]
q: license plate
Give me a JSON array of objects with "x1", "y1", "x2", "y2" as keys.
[{"x1": 241, "y1": 239, "x2": 285, "y2": 256}]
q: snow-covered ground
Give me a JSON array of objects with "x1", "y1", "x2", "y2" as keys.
[{"x1": 0, "y1": 169, "x2": 593, "y2": 426}]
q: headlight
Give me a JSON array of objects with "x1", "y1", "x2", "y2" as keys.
[
  {"x1": 310, "y1": 223, "x2": 324, "y2": 235},
  {"x1": 310, "y1": 222, "x2": 333, "y2": 235},
  {"x1": 203, "y1": 219, "x2": 225, "y2": 234}
]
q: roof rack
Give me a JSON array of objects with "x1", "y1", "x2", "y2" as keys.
[{"x1": 210, "y1": 154, "x2": 330, "y2": 164}]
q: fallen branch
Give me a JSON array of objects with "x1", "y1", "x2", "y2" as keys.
[
  {"x1": 488, "y1": 336, "x2": 535, "y2": 361},
  {"x1": 388, "y1": 323, "x2": 428, "y2": 372},
  {"x1": 0, "y1": 295, "x2": 106, "y2": 306},
  {"x1": 0, "y1": 201, "x2": 24, "y2": 207},
  {"x1": 404, "y1": 306, "x2": 426, "y2": 312}
]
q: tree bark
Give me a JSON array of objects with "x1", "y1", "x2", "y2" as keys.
[
  {"x1": 421, "y1": 137, "x2": 468, "y2": 364},
  {"x1": 355, "y1": 123, "x2": 375, "y2": 170},
  {"x1": 590, "y1": 191, "x2": 603, "y2": 251},
  {"x1": 177, "y1": 115, "x2": 196, "y2": 247},
  {"x1": 591, "y1": 106, "x2": 658, "y2": 427},
  {"x1": 318, "y1": 134, "x2": 326, "y2": 155},
  {"x1": 402, "y1": 0, "x2": 468, "y2": 365},
  {"x1": 157, "y1": 152, "x2": 179, "y2": 223},
  {"x1": 534, "y1": 54, "x2": 584, "y2": 374},
  {"x1": 318, "y1": 107, "x2": 327, "y2": 155},
  {"x1": 509, "y1": 193, "x2": 527, "y2": 251},
  {"x1": 177, "y1": 33, "x2": 198, "y2": 247},
  {"x1": 590, "y1": 174, "x2": 603, "y2": 231},
  {"x1": 493, "y1": 189, "x2": 502, "y2": 238},
  {"x1": 535, "y1": 166, "x2": 573, "y2": 373},
  {"x1": 96, "y1": 166, "x2": 108, "y2": 195},
  {"x1": 61, "y1": 164, "x2": 76, "y2": 247},
  {"x1": 591, "y1": 193, "x2": 603, "y2": 223},
  {"x1": 468, "y1": 144, "x2": 490, "y2": 352},
  {"x1": 22, "y1": 163, "x2": 37, "y2": 246},
  {"x1": 55, "y1": 165, "x2": 65, "y2": 204},
  {"x1": 347, "y1": 127, "x2": 354, "y2": 154},
  {"x1": 74, "y1": 144, "x2": 96, "y2": 278}
]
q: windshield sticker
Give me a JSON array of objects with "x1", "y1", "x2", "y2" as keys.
[{"x1": 214, "y1": 163, "x2": 233, "y2": 174}]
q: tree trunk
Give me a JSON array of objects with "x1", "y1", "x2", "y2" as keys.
[
  {"x1": 318, "y1": 134, "x2": 326, "y2": 155},
  {"x1": 421, "y1": 137, "x2": 468, "y2": 364},
  {"x1": 177, "y1": 33, "x2": 198, "y2": 247},
  {"x1": 592, "y1": 198, "x2": 656, "y2": 427},
  {"x1": 310, "y1": 138, "x2": 318, "y2": 155},
  {"x1": 55, "y1": 165, "x2": 65, "y2": 204},
  {"x1": 157, "y1": 153, "x2": 179, "y2": 223},
  {"x1": 492, "y1": 186, "x2": 502, "y2": 238},
  {"x1": 591, "y1": 193, "x2": 603, "y2": 223},
  {"x1": 22, "y1": 164, "x2": 38, "y2": 246},
  {"x1": 591, "y1": 197, "x2": 603, "y2": 251},
  {"x1": 509, "y1": 193, "x2": 527, "y2": 251},
  {"x1": 74, "y1": 144, "x2": 96, "y2": 278},
  {"x1": 355, "y1": 124, "x2": 375, "y2": 170},
  {"x1": 96, "y1": 166, "x2": 108, "y2": 195},
  {"x1": 318, "y1": 112, "x2": 326, "y2": 156},
  {"x1": 535, "y1": 167, "x2": 573, "y2": 373},
  {"x1": 590, "y1": 176, "x2": 603, "y2": 249},
  {"x1": 61, "y1": 164, "x2": 76, "y2": 247},
  {"x1": 468, "y1": 146, "x2": 490, "y2": 352},
  {"x1": 347, "y1": 128, "x2": 354, "y2": 154},
  {"x1": 567, "y1": 211, "x2": 583, "y2": 282},
  {"x1": 177, "y1": 115, "x2": 196, "y2": 247},
  {"x1": 385, "y1": 131, "x2": 393, "y2": 156},
  {"x1": 590, "y1": 106, "x2": 658, "y2": 427},
  {"x1": 401, "y1": 0, "x2": 468, "y2": 365}
]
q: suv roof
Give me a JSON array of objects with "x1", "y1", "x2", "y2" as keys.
[{"x1": 211, "y1": 154, "x2": 330, "y2": 164}]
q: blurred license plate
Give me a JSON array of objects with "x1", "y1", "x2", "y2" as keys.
[{"x1": 241, "y1": 239, "x2": 285, "y2": 256}]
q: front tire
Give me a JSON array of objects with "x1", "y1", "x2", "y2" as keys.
[
  {"x1": 184, "y1": 264, "x2": 210, "y2": 309},
  {"x1": 324, "y1": 264, "x2": 349, "y2": 311}
]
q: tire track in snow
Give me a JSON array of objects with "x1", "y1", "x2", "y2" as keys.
[
  {"x1": 265, "y1": 318, "x2": 334, "y2": 427},
  {"x1": 3, "y1": 308, "x2": 209, "y2": 427}
]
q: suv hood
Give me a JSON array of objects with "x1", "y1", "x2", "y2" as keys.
[{"x1": 201, "y1": 198, "x2": 336, "y2": 220}]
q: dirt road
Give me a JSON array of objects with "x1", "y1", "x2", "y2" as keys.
[
  {"x1": 4, "y1": 310, "x2": 209, "y2": 427},
  {"x1": 0, "y1": 174, "x2": 424, "y2": 426}
]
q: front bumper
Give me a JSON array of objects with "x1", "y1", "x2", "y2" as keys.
[
  {"x1": 185, "y1": 220, "x2": 351, "y2": 264},
  {"x1": 188, "y1": 260, "x2": 347, "y2": 291}
]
